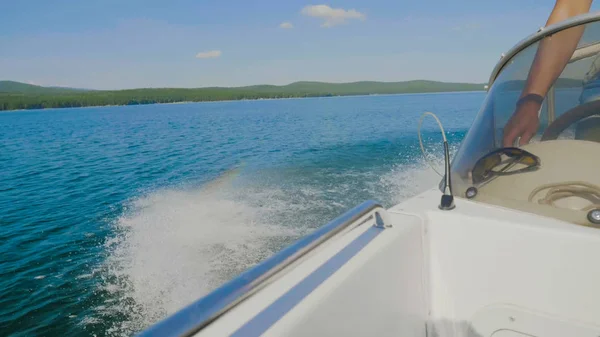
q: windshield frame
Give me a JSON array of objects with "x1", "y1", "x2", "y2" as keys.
[
  {"x1": 443, "y1": 12, "x2": 600, "y2": 226},
  {"x1": 488, "y1": 12, "x2": 600, "y2": 89}
]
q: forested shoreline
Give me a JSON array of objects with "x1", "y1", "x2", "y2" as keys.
[{"x1": 0, "y1": 80, "x2": 485, "y2": 111}]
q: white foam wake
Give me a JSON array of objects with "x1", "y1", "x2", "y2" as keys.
[
  {"x1": 98, "y1": 171, "x2": 303, "y2": 336},
  {"x1": 379, "y1": 146, "x2": 453, "y2": 205},
  {"x1": 380, "y1": 161, "x2": 444, "y2": 205},
  {"x1": 97, "y1": 153, "x2": 449, "y2": 336}
]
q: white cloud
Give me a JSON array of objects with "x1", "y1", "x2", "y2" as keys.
[
  {"x1": 195, "y1": 50, "x2": 222, "y2": 59},
  {"x1": 280, "y1": 22, "x2": 294, "y2": 29},
  {"x1": 301, "y1": 4, "x2": 365, "y2": 27}
]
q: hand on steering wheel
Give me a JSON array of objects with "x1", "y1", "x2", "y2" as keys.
[
  {"x1": 503, "y1": 99, "x2": 541, "y2": 147},
  {"x1": 504, "y1": 98, "x2": 600, "y2": 145}
]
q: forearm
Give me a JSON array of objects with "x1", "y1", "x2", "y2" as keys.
[{"x1": 522, "y1": 0, "x2": 592, "y2": 98}]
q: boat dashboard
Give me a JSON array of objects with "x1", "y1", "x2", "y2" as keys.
[{"x1": 447, "y1": 17, "x2": 600, "y2": 227}]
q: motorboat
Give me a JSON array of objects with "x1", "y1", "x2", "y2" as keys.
[{"x1": 138, "y1": 12, "x2": 600, "y2": 337}]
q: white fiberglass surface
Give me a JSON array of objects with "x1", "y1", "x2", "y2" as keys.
[{"x1": 415, "y1": 193, "x2": 600, "y2": 337}]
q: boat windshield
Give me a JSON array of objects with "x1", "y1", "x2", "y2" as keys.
[{"x1": 449, "y1": 19, "x2": 600, "y2": 227}]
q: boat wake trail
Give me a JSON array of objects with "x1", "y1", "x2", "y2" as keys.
[
  {"x1": 377, "y1": 140, "x2": 458, "y2": 206},
  {"x1": 96, "y1": 150, "x2": 449, "y2": 336},
  {"x1": 380, "y1": 162, "x2": 443, "y2": 205},
  {"x1": 97, "y1": 168, "x2": 304, "y2": 336}
]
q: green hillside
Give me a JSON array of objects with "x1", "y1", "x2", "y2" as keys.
[
  {"x1": 0, "y1": 80, "x2": 485, "y2": 111},
  {"x1": 0, "y1": 80, "x2": 87, "y2": 94},
  {"x1": 244, "y1": 80, "x2": 484, "y2": 95}
]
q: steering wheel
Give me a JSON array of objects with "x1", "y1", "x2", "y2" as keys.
[{"x1": 541, "y1": 99, "x2": 600, "y2": 141}]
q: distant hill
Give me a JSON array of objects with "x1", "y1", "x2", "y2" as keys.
[
  {"x1": 238, "y1": 80, "x2": 485, "y2": 95},
  {"x1": 0, "y1": 80, "x2": 89, "y2": 94},
  {"x1": 0, "y1": 80, "x2": 486, "y2": 111}
]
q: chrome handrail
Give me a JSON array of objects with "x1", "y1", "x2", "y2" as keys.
[{"x1": 137, "y1": 199, "x2": 385, "y2": 337}]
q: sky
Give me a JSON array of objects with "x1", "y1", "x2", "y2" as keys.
[{"x1": 2, "y1": 1, "x2": 600, "y2": 90}]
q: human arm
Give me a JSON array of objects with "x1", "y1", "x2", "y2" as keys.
[{"x1": 503, "y1": 0, "x2": 593, "y2": 147}]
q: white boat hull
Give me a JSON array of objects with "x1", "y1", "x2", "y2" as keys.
[{"x1": 139, "y1": 188, "x2": 600, "y2": 336}]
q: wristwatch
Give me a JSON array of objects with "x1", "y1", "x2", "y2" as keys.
[{"x1": 516, "y1": 93, "x2": 544, "y2": 107}]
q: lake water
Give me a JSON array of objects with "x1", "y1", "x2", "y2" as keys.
[{"x1": 0, "y1": 92, "x2": 485, "y2": 336}]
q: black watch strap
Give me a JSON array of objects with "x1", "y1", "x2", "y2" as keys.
[{"x1": 516, "y1": 93, "x2": 544, "y2": 107}]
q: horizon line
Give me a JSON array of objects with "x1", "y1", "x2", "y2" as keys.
[{"x1": 1, "y1": 78, "x2": 488, "y2": 92}]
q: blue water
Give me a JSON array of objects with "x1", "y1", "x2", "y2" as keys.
[{"x1": 0, "y1": 92, "x2": 484, "y2": 336}]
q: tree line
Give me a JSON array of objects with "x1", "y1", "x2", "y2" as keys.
[
  {"x1": 0, "y1": 81, "x2": 485, "y2": 111},
  {"x1": 0, "y1": 89, "x2": 333, "y2": 111}
]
